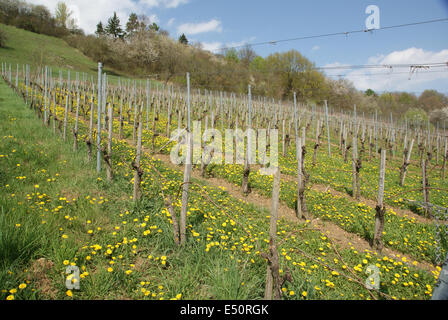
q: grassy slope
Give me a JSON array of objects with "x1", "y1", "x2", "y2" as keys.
[{"x1": 0, "y1": 24, "x2": 122, "y2": 80}]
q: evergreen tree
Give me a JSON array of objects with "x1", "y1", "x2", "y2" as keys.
[
  {"x1": 106, "y1": 12, "x2": 124, "y2": 38},
  {"x1": 178, "y1": 33, "x2": 188, "y2": 45},
  {"x1": 126, "y1": 13, "x2": 139, "y2": 35},
  {"x1": 95, "y1": 21, "x2": 105, "y2": 36},
  {"x1": 148, "y1": 22, "x2": 160, "y2": 32}
]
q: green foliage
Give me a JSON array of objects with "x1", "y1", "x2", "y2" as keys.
[
  {"x1": 264, "y1": 49, "x2": 325, "y2": 100},
  {"x1": 397, "y1": 92, "x2": 417, "y2": 107},
  {"x1": 403, "y1": 107, "x2": 429, "y2": 127},
  {"x1": 125, "y1": 13, "x2": 139, "y2": 35},
  {"x1": 105, "y1": 12, "x2": 124, "y2": 39},
  {"x1": 95, "y1": 21, "x2": 105, "y2": 36},
  {"x1": 249, "y1": 56, "x2": 265, "y2": 72},
  {"x1": 54, "y1": 2, "x2": 72, "y2": 29},
  {"x1": 0, "y1": 23, "x2": 120, "y2": 81},
  {"x1": 224, "y1": 48, "x2": 239, "y2": 64},
  {"x1": 148, "y1": 22, "x2": 160, "y2": 32},
  {"x1": 237, "y1": 44, "x2": 257, "y2": 67},
  {"x1": 418, "y1": 90, "x2": 448, "y2": 113},
  {"x1": 0, "y1": 27, "x2": 6, "y2": 47},
  {"x1": 0, "y1": 0, "x2": 69, "y2": 37},
  {"x1": 365, "y1": 89, "x2": 376, "y2": 97},
  {"x1": 178, "y1": 33, "x2": 188, "y2": 45}
]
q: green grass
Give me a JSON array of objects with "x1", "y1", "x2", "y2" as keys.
[{"x1": 0, "y1": 24, "x2": 122, "y2": 80}]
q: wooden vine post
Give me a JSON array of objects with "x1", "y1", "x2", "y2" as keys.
[
  {"x1": 294, "y1": 93, "x2": 309, "y2": 220},
  {"x1": 96, "y1": 62, "x2": 103, "y2": 173},
  {"x1": 352, "y1": 133, "x2": 361, "y2": 199},
  {"x1": 73, "y1": 92, "x2": 80, "y2": 151},
  {"x1": 200, "y1": 115, "x2": 210, "y2": 177},
  {"x1": 324, "y1": 100, "x2": 331, "y2": 158},
  {"x1": 442, "y1": 137, "x2": 447, "y2": 180},
  {"x1": 264, "y1": 167, "x2": 282, "y2": 300},
  {"x1": 399, "y1": 138, "x2": 414, "y2": 186},
  {"x1": 87, "y1": 86, "x2": 94, "y2": 162},
  {"x1": 422, "y1": 153, "x2": 431, "y2": 217},
  {"x1": 105, "y1": 103, "x2": 114, "y2": 181},
  {"x1": 312, "y1": 119, "x2": 322, "y2": 167},
  {"x1": 352, "y1": 105, "x2": 361, "y2": 199},
  {"x1": 180, "y1": 72, "x2": 193, "y2": 245},
  {"x1": 242, "y1": 85, "x2": 252, "y2": 195},
  {"x1": 119, "y1": 91, "x2": 123, "y2": 140},
  {"x1": 373, "y1": 149, "x2": 386, "y2": 252},
  {"x1": 63, "y1": 92, "x2": 69, "y2": 141},
  {"x1": 44, "y1": 66, "x2": 48, "y2": 126},
  {"x1": 133, "y1": 104, "x2": 143, "y2": 201}
]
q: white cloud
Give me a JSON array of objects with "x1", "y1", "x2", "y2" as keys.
[
  {"x1": 177, "y1": 19, "x2": 222, "y2": 35},
  {"x1": 134, "y1": 0, "x2": 188, "y2": 8},
  {"x1": 28, "y1": 0, "x2": 187, "y2": 34},
  {"x1": 200, "y1": 41, "x2": 223, "y2": 53},
  {"x1": 324, "y1": 48, "x2": 448, "y2": 92},
  {"x1": 163, "y1": 0, "x2": 189, "y2": 8},
  {"x1": 223, "y1": 37, "x2": 256, "y2": 50},
  {"x1": 312, "y1": 45, "x2": 320, "y2": 51},
  {"x1": 167, "y1": 18, "x2": 176, "y2": 27},
  {"x1": 202, "y1": 37, "x2": 257, "y2": 53},
  {"x1": 148, "y1": 14, "x2": 160, "y2": 25}
]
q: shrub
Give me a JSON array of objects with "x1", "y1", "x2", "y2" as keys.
[{"x1": 0, "y1": 28, "x2": 7, "y2": 48}]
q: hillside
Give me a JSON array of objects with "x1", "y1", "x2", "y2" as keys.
[{"x1": 0, "y1": 24, "x2": 122, "y2": 79}]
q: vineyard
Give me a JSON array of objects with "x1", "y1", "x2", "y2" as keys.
[{"x1": 0, "y1": 61, "x2": 447, "y2": 301}]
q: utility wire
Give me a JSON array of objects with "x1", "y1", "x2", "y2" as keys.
[
  {"x1": 146, "y1": 61, "x2": 447, "y2": 78},
  {"x1": 316, "y1": 62, "x2": 448, "y2": 71},
  {"x1": 217, "y1": 18, "x2": 448, "y2": 52},
  {"x1": 325, "y1": 69, "x2": 448, "y2": 78}
]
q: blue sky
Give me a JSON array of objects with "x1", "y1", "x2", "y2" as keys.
[{"x1": 30, "y1": 0, "x2": 448, "y2": 93}]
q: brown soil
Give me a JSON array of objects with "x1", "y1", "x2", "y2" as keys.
[{"x1": 27, "y1": 258, "x2": 57, "y2": 299}]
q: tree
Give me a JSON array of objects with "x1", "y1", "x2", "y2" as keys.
[
  {"x1": 250, "y1": 56, "x2": 266, "y2": 72},
  {"x1": 148, "y1": 22, "x2": 160, "y2": 32},
  {"x1": 0, "y1": 27, "x2": 7, "y2": 48},
  {"x1": 105, "y1": 12, "x2": 124, "y2": 39},
  {"x1": 403, "y1": 107, "x2": 429, "y2": 128},
  {"x1": 418, "y1": 90, "x2": 448, "y2": 113},
  {"x1": 365, "y1": 88, "x2": 376, "y2": 97},
  {"x1": 224, "y1": 48, "x2": 239, "y2": 64},
  {"x1": 378, "y1": 92, "x2": 398, "y2": 115},
  {"x1": 55, "y1": 2, "x2": 72, "y2": 29},
  {"x1": 126, "y1": 13, "x2": 139, "y2": 35},
  {"x1": 430, "y1": 108, "x2": 448, "y2": 125},
  {"x1": 396, "y1": 92, "x2": 417, "y2": 114},
  {"x1": 238, "y1": 44, "x2": 257, "y2": 67},
  {"x1": 178, "y1": 33, "x2": 188, "y2": 45},
  {"x1": 265, "y1": 50, "x2": 322, "y2": 100},
  {"x1": 96, "y1": 22, "x2": 105, "y2": 36},
  {"x1": 122, "y1": 29, "x2": 158, "y2": 71}
]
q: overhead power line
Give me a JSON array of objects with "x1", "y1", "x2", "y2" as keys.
[
  {"x1": 325, "y1": 69, "x2": 448, "y2": 78},
  {"x1": 316, "y1": 62, "x2": 448, "y2": 71},
  {"x1": 217, "y1": 18, "x2": 448, "y2": 52}
]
